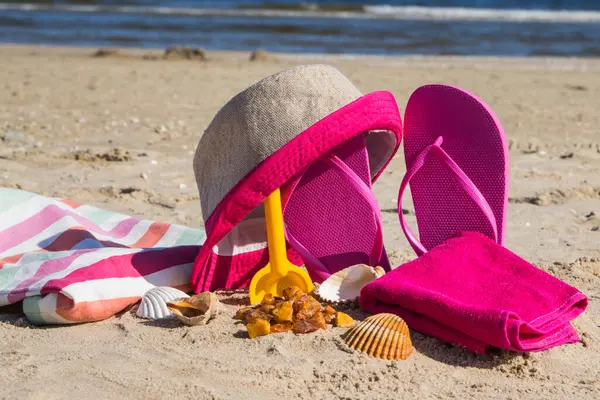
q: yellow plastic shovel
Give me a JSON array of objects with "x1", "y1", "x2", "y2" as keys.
[{"x1": 248, "y1": 188, "x2": 314, "y2": 305}]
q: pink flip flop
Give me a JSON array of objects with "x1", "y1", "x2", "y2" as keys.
[
  {"x1": 282, "y1": 133, "x2": 390, "y2": 282},
  {"x1": 399, "y1": 85, "x2": 509, "y2": 255}
]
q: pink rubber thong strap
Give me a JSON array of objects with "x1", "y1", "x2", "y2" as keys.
[
  {"x1": 283, "y1": 153, "x2": 385, "y2": 277},
  {"x1": 398, "y1": 136, "x2": 498, "y2": 255}
]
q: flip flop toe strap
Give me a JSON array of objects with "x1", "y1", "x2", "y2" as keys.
[{"x1": 398, "y1": 136, "x2": 499, "y2": 255}]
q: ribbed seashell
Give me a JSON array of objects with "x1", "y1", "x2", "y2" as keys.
[
  {"x1": 167, "y1": 292, "x2": 221, "y2": 326},
  {"x1": 314, "y1": 264, "x2": 385, "y2": 307},
  {"x1": 136, "y1": 286, "x2": 190, "y2": 319},
  {"x1": 342, "y1": 313, "x2": 413, "y2": 360}
]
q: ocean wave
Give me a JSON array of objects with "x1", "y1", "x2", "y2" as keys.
[
  {"x1": 364, "y1": 5, "x2": 600, "y2": 22},
  {"x1": 1, "y1": 2, "x2": 599, "y2": 23}
]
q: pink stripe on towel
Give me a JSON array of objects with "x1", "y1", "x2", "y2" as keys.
[{"x1": 0, "y1": 204, "x2": 139, "y2": 253}]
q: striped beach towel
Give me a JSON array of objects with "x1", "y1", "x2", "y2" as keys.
[{"x1": 0, "y1": 188, "x2": 205, "y2": 325}]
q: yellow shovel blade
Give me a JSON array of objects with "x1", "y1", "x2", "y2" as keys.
[
  {"x1": 248, "y1": 262, "x2": 313, "y2": 305},
  {"x1": 247, "y1": 187, "x2": 314, "y2": 305}
]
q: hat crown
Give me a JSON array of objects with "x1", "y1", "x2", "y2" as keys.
[{"x1": 194, "y1": 64, "x2": 362, "y2": 221}]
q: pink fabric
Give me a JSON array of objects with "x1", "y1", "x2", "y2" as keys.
[
  {"x1": 360, "y1": 232, "x2": 588, "y2": 353},
  {"x1": 197, "y1": 246, "x2": 304, "y2": 290},
  {"x1": 0, "y1": 188, "x2": 206, "y2": 325},
  {"x1": 191, "y1": 91, "x2": 402, "y2": 292},
  {"x1": 282, "y1": 134, "x2": 390, "y2": 283},
  {"x1": 401, "y1": 85, "x2": 508, "y2": 254}
]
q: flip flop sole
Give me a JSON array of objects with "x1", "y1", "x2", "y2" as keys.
[
  {"x1": 283, "y1": 135, "x2": 389, "y2": 282},
  {"x1": 403, "y1": 85, "x2": 509, "y2": 251}
]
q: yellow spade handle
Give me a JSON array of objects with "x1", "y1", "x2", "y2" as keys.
[{"x1": 264, "y1": 188, "x2": 288, "y2": 278}]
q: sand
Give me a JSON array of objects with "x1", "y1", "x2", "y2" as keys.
[{"x1": 0, "y1": 44, "x2": 599, "y2": 399}]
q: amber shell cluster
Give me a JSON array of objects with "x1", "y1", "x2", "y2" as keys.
[{"x1": 235, "y1": 286, "x2": 355, "y2": 338}]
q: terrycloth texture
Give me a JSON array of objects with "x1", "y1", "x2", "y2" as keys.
[
  {"x1": 0, "y1": 188, "x2": 204, "y2": 325},
  {"x1": 360, "y1": 232, "x2": 588, "y2": 353},
  {"x1": 191, "y1": 65, "x2": 402, "y2": 292},
  {"x1": 400, "y1": 85, "x2": 508, "y2": 255}
]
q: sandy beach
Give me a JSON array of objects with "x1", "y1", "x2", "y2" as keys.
[{"x1": 0, "y1": 44, "x2": 599, "y2": 399}]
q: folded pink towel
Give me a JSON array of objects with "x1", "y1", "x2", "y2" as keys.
[{"x1": 360, "y1": 232, "x2": 588, "y2": 353}]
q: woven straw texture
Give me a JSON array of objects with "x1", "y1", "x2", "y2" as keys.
[{"x1": 194, "y1": 64, "x2": 363, "y2": 222}]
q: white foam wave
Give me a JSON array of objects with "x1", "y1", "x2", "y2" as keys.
[
  {"x1": 0, "y1": 3, "x2": 599, "y2": 23},
  {"x1": 365, "y1": 5, "x2": 600, "y2": 22}
]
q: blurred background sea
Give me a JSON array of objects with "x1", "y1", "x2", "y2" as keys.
[{"x1": 1, "y1": 0, "x2": 599, "y2": 56}]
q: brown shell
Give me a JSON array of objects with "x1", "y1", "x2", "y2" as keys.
[
  {"x1": 342, "y1": 313, "x2": 412, "y2": 360},
  {"x1": 167, "y1": 292, "x2": 220, "y2": 326}
]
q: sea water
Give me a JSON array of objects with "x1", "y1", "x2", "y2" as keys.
[{"x1": 0, "y1": 0, "x2": 599, "y2": 56}]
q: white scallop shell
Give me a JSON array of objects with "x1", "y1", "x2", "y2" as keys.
[
  {"x1": 136, "y1": 286, "x2": 190, "y2": 319},
  {"x1": 316, "y1": 264, "x2": 385, "y2": 304}
]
